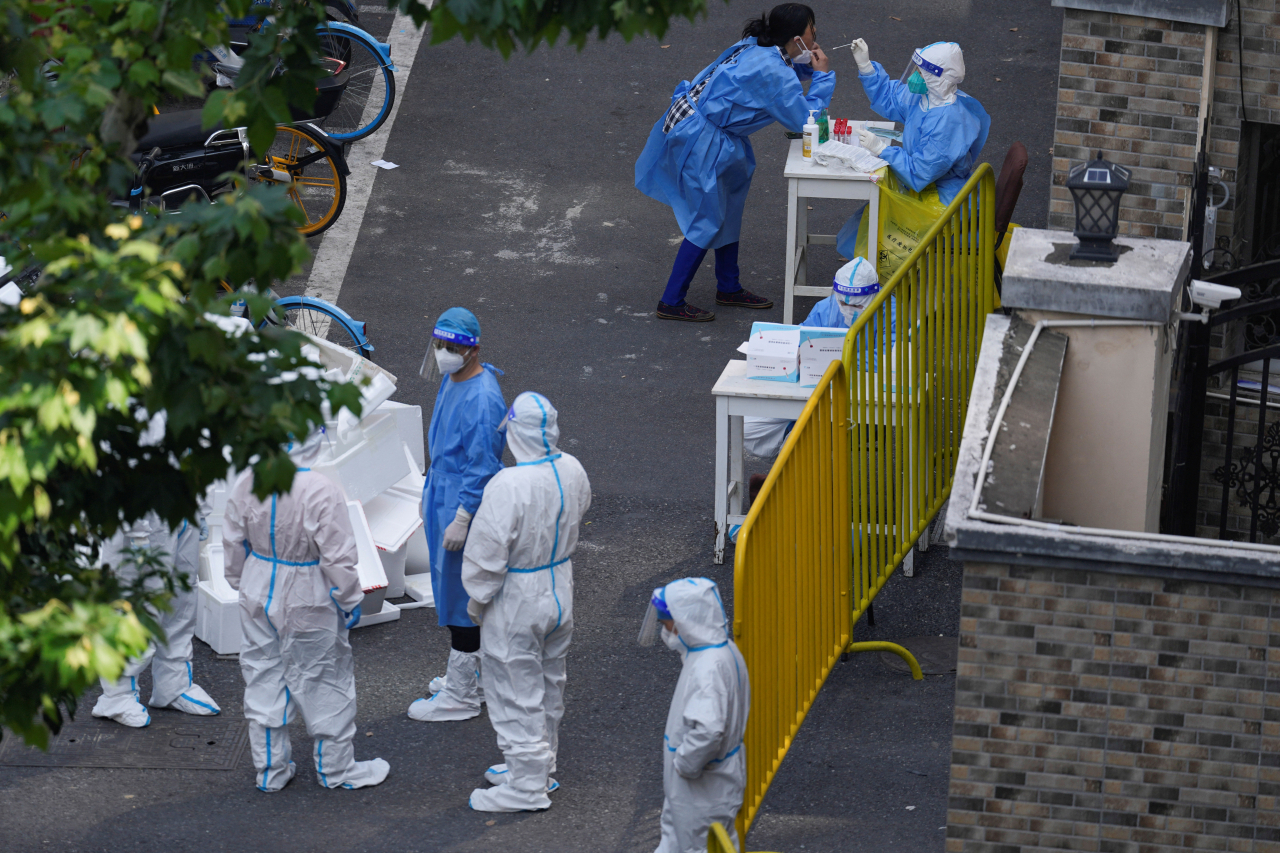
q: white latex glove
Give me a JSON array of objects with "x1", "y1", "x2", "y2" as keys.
[
  {"x1": 467, "y1": 598, "x2": 486, "y2": 626},
  {"x1": 851, "y1": 38, "x2": 872, "y2": 74},
  {"x1": 442, "y1": 506, "x2": 472, "y2": 551},
  {"x1": 858, "y1": 128, "x2": 889, "y2": 156}
]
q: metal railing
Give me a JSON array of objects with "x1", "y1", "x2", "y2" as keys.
[{"x1": 731, "y1": 164, "x2": 997, "y2": 841}]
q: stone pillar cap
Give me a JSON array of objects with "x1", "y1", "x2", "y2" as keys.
[{"x1": 1001, "y1": 227, "x2": 1189, "y2": 323}]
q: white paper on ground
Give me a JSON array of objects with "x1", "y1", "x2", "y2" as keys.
[{"x1": 371, "y1": 160, "x2": 399, "y2": 170}]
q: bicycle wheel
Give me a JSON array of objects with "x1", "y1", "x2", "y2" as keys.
[
  {"x1": 317, "y1": 28, "x2": 395, "y2": 142},
  {"x1": 278, "y1": 298, "x2": 372, "y2": 358},
  {"x1": 252, "y1": 124, "x2": 347, "y2": 237}
]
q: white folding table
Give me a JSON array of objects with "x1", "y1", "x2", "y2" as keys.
[
  {"x1": 711, "y1": 359, "x2": 814, "y2": 564},
  {"x1": 782, "y1": 126, "x2": 894, "y2": 324}
]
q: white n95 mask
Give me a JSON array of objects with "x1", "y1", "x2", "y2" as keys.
[
  {"x1": 435, "y1": 348, "x2": 465, "y2": 375},
  {"x1": 792, "y1": 36, "x2": 813, "y2": 66},
  {"x1": 838, "y1": 301, "x2": 859, "y2": 323}
]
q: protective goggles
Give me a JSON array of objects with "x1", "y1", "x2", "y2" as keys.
[{"x1": 637, "y1": 587, "x2": 673, "y2": 647}]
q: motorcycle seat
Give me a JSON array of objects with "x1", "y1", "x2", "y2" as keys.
[{"x1": 136, "y1": 110, "x2": 221, "y2": 151}]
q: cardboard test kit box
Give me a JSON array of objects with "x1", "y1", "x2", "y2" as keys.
[
  {"x1": 799, "y1": 327, "x2": 848, "y2": 387},
  {"x1": 746, "y1": 323, "x2": 801, "y2": 382}
]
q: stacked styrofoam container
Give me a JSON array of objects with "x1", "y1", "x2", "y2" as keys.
[{"x1": 194, "y1": 334, "x2": 431, "y2": 653}]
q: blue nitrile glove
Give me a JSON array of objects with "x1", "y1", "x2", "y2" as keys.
[
  {"x1": 329, "y1": 587, "x2": 361, "y2": 628},
  {"x1": 198, "y1": 515, "x2": 210, "y2": 542}
]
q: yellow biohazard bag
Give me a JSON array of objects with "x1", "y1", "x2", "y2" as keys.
[{"x1": 854, "y1": 169, "x2": 946, "y2": 284}]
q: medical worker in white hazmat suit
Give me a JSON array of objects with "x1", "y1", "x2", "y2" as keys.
[
  {"x1": 463, "y1": 391, "x2": 592, "y2": 812},
  {"x1": 92, "y1": 409, "x2": 221, "y2": 727},
  {"x1": 223, "y1": 429, "x2": 389, "y2": 792},
  {"x1": 640, "y1": 577, "x2": 750, "y2": 853},
  {"x1": 92, "y1": 513, "x2": 221, "y2": 726}
]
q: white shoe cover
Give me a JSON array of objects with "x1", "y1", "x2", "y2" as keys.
[
  {"x1": 409, "y1": 649, "x2": 481, "y2": 721},
  {"x1": 407, "y1": 693, "x2": 481, "y2": 722},
  {"x1": 330, "y1": 758, "x2": 390, "y2": 790},
  {"x1": 92, "y1": 676, "x2": 151, "y2": 728},
  {"x1": 429, "y1": 673, "x2": 485, "y2": 704},
  {"x1": 469, "y1": 784, "x2": 551, "y2": 813},
  {"x1": 159, "y1": 683, "x2": 221, "y2": 716},
  {"x1": 485, "y1": 763, "x2": 559, "y2": 792},
  {"x1": 258, "y1": 761, "x2": 297, "y2": 793}
]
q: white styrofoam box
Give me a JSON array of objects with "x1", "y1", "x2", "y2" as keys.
[
  {"x1": 347, "y1": 500, "x2": 388, "y2": 593},
  {"x1": 799, "y1": 326, "x2": 848, "y2": 387},
  {"x1": 198, "y1": 539, "x2": 224, "y2": 584},
  {"x1": 315, "y1": 412, "x2": 410, "y2": 502},
  {"x1": 746, "y1": 322, "x2": 800, "y2": 383},
  {"x1": 355, "y1": 599, "x2": 401, "y2": 627},
  {"x1": 196, "y1": 576, "x2": 241, "y2": 655},
  {"x1": 378, "y1": 543, "x2": 408, "y2": 599},
  {"x1": 306, "y1": 334, "x2": 399, "y2": 415},
  {"x1": 404, "y1": 573, "x2": 435, "y2": 606},
  {"x1": 404, "y1": 524, "x2": 431, "y2": 575},
  {"x1": 377, "y1": 400, "x2": 425, "y2": 474},
  {"x1": 391, "y1": 445, "x2": 425, "y2": 495},
  {"x1": 363, "y1": 490, "x2": 423, "y2": 552},
  {"x1": 361, "y1": 585, "x2": 387, "y2": 616}
]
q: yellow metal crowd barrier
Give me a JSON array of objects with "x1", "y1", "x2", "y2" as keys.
[{"x1": 731, "y1": 164, "x2": 997, "y2": 843}]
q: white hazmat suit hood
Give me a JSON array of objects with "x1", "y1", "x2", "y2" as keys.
[
  {"x1": 915, "y1": 42, "x2": 964, "y2": 108},
  {"x1": 463, "y1": 392, "x2": 592, "y2": 812},
  {"x1": 655, "y1": 577, "x2": 750, "y2": 853}
]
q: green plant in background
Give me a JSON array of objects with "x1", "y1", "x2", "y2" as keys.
[{"x1": 0, "y1": 0, "x2": 719, "y2": 749}]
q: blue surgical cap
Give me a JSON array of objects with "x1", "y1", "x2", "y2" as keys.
[{"x1": 434, "y1": 307, "x2": 481, "y2": 347}]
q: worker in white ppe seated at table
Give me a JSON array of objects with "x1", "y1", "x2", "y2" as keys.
[
  {"x1": 640, "y1": 577, "x2": 750, "y2": 853},
  {"x1": 834, "y1": 40, "x2": 990, "y2": 258},
  {"x1": 462, "y1": 391, "x2": 592, "y2": 812},
  {"x1": 223, "y1": 429, "x2": 390, "y2": 792},
  {"x1": 92, "y1": 512, "x2": 221, "y2": 727},
  {"x1": 743, "y1": 257, "x2": 889, "y2": 464},
  {"x1": 409, "y1": 306, "x2": 507, "y2": 723}
]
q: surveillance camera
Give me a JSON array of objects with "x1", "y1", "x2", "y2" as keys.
[{"x1": 1189, "y1": 279, "x2": 1241, "y2": 310}]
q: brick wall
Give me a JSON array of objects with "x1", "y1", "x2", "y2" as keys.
[
  {"x1": 946, "y1": 561, "x2": 1280, "y2": 852},
  {"x1": 1047, "y1": 3, "x2": 1278, "y2": 251}
]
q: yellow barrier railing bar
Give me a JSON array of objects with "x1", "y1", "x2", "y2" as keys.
[
  {"x1": 731, "y1": 164, "x2": 997, "y2": 843},
  {"x1": 733, "y1": 357, "x2": 851, "y2": 843}
]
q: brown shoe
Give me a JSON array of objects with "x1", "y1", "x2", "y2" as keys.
[
  {"x1": 716, "y1": 289, "x2": 774, "y2": 309},
  {"x1": 656, "y1": 301, "x2": 715, "y2": 322}
]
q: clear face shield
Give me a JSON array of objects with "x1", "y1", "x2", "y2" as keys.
[
  {"x1": 419, "y1": 330, "x2": 479, "y2": 382},
  {"x1": 899, "y1": 49, "x2": 943, "y2": 95},
  {"x1": 638, "y1": 587, "x2": 673, "y2": 647}
]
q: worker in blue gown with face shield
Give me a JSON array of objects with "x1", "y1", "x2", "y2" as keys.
[
  {"x1": 834, "y1": 39, "x2": 990, "y2": 263},
  {"x1": 635, "y1": 3, "x2": 835, "y2": 322},
  {"x1": 408, "y1": 307, "x2": 507, "y2": 724}
]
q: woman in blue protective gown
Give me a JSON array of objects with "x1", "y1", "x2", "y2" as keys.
[
  {"x1": 635, "y1": 3, "x2": 835, "y2": 322},
  {"x1": 408, "y1": 307, "x2": 507, "y2": 724}
]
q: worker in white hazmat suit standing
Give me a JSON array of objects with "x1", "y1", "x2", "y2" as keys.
[
  {"x1": 223, "y1": 429, "x2": 389, "y2": 792},
  {"x1": 462, "y1": 391, "x2": 592, "y2": 812},
  {"x1": 93, "y1": 409, "x2": 221, "y2": 727},
  {"x1": 639, "y1": 577, "x2": 750, "y2": 853},
  {"x1": 92, "y1": 512, "x2": 221, "y2": 726}
]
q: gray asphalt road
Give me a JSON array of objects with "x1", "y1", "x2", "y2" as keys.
[{"x1": 0, "y1": 2, "x2": 1063, "y2": 850}]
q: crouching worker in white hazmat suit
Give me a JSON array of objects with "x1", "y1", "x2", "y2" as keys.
[
  {"x1": 92, "y1": 513, "x2": 221, "y2": 726},
  {"x1": 223, "y1": 429, "x2": 390, "y2": 791},
  {"x1": 462, "y1": 392, "x2": 592, "y2": 812},
  {"x1": 640, "y1": 578, "x2": 750, "y2": 853}
]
